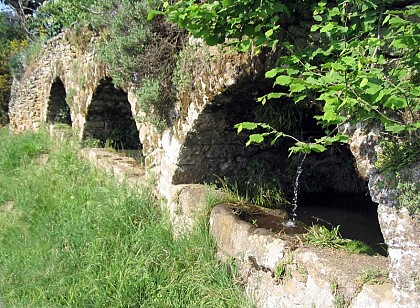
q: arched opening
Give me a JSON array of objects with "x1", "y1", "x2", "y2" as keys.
[
  {"x1": 175, "y1": 76, "x2": 387, "y2": 256},
  {"x1": 295, "y1": 145, "x2": 386, "y2": 255},
  {"x1": 46, "y1": 77, "x2": 71, "y2": 125},
  {"x1": 83, "y1": 78, "x2": 141, "y2": 151}
]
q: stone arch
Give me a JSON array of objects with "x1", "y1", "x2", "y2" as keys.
[
  {"x1": 83, "y1": 78, "x2": 141, "y2": 150},
  {"x1": 46, "y1": 77, "x2": 72, "y2": 125},
  {"x1": 172, "y1": 76, "x2": 386, "y2": 255},
  {"x1": 295, "y1": 144, "x2": 386, "y2": 254},
  {"x1": 172, "y1": 81, "x2": 262, "y2": 184}
]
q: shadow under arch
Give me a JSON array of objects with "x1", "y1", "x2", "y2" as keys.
[
  {"x1": 83, "y1": 78, "x2": 141, "y2": 150},
  {"x1": 172, "y1": 75, "x2": 387, "y2": 256},
  {"x1": 46, "y1": 77, "x2": 71, "y2": 125}
]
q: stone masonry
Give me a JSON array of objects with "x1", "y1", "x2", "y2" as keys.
[{"x1": 8, "y1": 32, "x2": 419, "y2": 307}]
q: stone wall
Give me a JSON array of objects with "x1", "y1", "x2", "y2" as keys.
[
  {"x1": 346, "y1": 123, "x2": 420, "y2": 307},
  {"x1": 8, "y1": 32, "x2": 419, "y2": 307},
  {"x1": 8, "y1": 31, "x2": 108, "y2": 138}
]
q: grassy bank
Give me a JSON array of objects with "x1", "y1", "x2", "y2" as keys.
[{"x1": 0, "y1": 127, "x2": 251, "y2": 307}]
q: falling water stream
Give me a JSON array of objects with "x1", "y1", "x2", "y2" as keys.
[
  {"x1": 282, "y1": 153, "x2": 307, "y2": 227},
  {"x1": 292, "y1": 153, "x2": 307, "y2": 220}
]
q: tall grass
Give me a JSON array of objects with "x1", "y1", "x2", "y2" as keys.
[{"x1": 0, "y1": 127, "x2": 251, "y2": 307}]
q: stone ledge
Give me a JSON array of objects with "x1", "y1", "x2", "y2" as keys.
[
  {"x1": 210, "y1": 203, "x2": 392, "y2": 308},
  {"x1": 210, "y1": 203, "x2": 294, "y2": 270},
  {"x1": 80, "y1": 148, "x2": 147, "y2": 189}
]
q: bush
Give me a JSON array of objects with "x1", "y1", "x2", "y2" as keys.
[
  {"x1": 93, "y1": 0, "x2": 183, "y2": 131},
  {"x1": 0, "y1": 74, "x2": 11, "y2": 126},
  {"x1": 8, "y1": 39, "x2": 41, "y2": 80}
]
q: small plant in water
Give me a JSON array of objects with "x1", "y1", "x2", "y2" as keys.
[
  {"x1": 304, "y1": 225, "x2": 376, "y2": 255},
  {"x1": 304, "y1": 225, "x2": 349, "y2": 249}
]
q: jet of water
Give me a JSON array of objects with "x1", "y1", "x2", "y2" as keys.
[{"x1": 291, "y1": 153, "x2": 307, "y2": 221}]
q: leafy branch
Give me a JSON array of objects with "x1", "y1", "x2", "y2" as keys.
[{"x1": 164, "y1": 0, "x2": 419, "y2": 157}]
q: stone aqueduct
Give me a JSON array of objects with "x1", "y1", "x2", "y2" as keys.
[
  {"x1": 8, "y1": 32, "x2": 419, "y2": 306},
  {"x1": 9, "y1": 32, "x2": 269, "y2": 200}
]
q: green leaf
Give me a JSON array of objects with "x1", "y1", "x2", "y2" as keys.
[
  {"x1": 327, "y1": 84, "x2": 345, "y2": 91},
  {"x1": 147, "y1": 10, "x2": 157, "y2": 21},
  {"x1": 275, "y1": 75, "x2": 292, "y2": 86},
  {"x1": 267, "y1": 92, "x2": 286, "y2": 99},
  {"x1": 330, "y1": 134, "x2": 349, "y2": 143},
  {"x1": 389, "y1": 97, "x2": 407, "y2": 109},
  {"x1": 295, "y1": 94, "x2": 307, "y2": 102},
  {"x1": 311, "y1": 24, "x2": 320, "y2": 32},
  {"x1": 314, "y1": 15, "x2": 322, "y2": 22},
  {"x1": 382, "y1": 14, "x2": 390, "y2": 25},
  {"x1": 286, "y1": 68, "x2": 300, "y2": 75},
  {"x1": 365, "y1": 83, "x2": 381, "y2": 95},
  {"x1": 222, "y1": 0, "x2": 233, "y2": 6},
  {"x1": 257, "y1": 96, "x2": 267, "y2": 105},
  {"x1": 341, "y1": 57, "x2": 356, "y2": 66},
  {"x1": 234, "y1": 122, "x2": 258, "y2": 133},
  {"x1": 388, "y1": 16, "x2": 404, "y2": 25},
  {"x1": 290, "y1": 83, "x2": 306, "y2": 92},
  {"x1": 247, "y1": 134, "x2": 264, "y2": 146},
  {"x1": 265, "y1": 68, "x2": 278, "y2": 78},
  {"x1": 385, "y1": 124, "x2": 406, "y2": 133},
  {"x1": 289, "y1": 142, "x2": 312, "y2": 155},
  {"x1": 309, "y1": 143, "x2": 326, "y2": 153},
  {"x1": 360, "y1": 77, "x2": 368, "y2": 88},
  {"x1": 265, "y1": 29, "x2": 274, "y2": 38},
  {"x1": 320, "y1": 23, "x2": 334, "y2": 33},
  {"x1": 391, "y1": 39, "x2": 409, "y2": 49},
  {"x1": 238, "y1": 39, "x2": 251, "y2": 51}
]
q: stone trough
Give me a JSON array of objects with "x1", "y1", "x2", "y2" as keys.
[{"x1": 209, "y1": 203, "x2": 391, "y2": 308}]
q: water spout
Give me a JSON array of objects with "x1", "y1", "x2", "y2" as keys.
[{"x1": 291, "y1": 153, "x2": 307, "y2": 221}]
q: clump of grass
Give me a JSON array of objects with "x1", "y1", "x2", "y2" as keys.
[
  {"x1": 0, "y1": 127, "x2": 252, "y2": 307},
  {"x1": 304, "y1": 225, "x2": 349, "y2": 249},
  {"x1": 343, "y1": 239, "x2": 376, "y2": 256},
  {"x1": 0, "y1": 127, "x2": 50, "y2": 175},
  {"x1": 204, "y1": 184, "x2": 227, "y2": 208},
  {"x1": 357, "y1": 269, "x2": 389, "y2": 285},
  {"x1": 303, "y1": 225, "x2": 376, "y2": 255},
  {"x1": 375, "y1": 139, "x2": 419, "y2": 174},
  {"x1": 217, "y1": 176, "x2": 288, "y2": 209}
]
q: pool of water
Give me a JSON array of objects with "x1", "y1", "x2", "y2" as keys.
[{"x1": 294, "y1": 200, "x2": 387, "y2": 256}]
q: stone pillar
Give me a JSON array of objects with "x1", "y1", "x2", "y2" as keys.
[{"x1": 348, "y1": 124, "x2": 420, "y2": 307}]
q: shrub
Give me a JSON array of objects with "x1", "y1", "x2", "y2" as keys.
[
  {"x1": 0, "y1": 74, "x2": 11, "y2": 126},
  {"x1": 8, "y1": 39, "x2": 41, "y2": 80},
  {"x1": 92, "y1": 0, "x2": 183, "y2": 132}
]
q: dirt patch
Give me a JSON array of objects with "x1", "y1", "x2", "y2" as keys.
[{"x1": 0, "y1": 201, "x2": 14, "y2": 213}]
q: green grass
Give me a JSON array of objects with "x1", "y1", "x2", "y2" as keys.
[
  {"x1": 303, "y1": 225, "x2": 376, "y2": 256},
  {"x1": 0, "y1": 127, "x2": 252, "y2": 307}
]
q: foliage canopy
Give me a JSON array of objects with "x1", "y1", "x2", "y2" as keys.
[
  {"x1": 2, "y1": 0, "x2": 419, "y2": 160},
  {"x1": 165, "y1": 0, "x2": 419, "y2": 156},
  {"x1": 0, "y1": 10, "x2": 24, "y2": 125}
]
